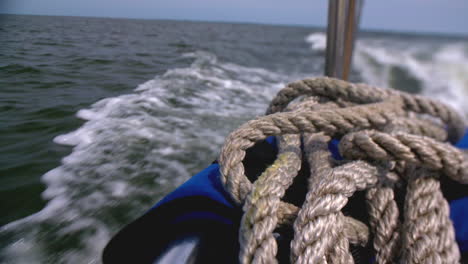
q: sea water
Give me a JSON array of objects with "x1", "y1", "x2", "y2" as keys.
[{"x1": 1, "y1": 14, "x2": 467, "y2": 263}]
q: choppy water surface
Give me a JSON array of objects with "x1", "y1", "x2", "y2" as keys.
[{"x1": 1, "y1": 14, "x2": 467, "y2": 263}]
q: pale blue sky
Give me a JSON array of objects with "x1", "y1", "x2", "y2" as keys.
[{"x1": 1, "y1": 0, "x2": 467, "y2": 35}]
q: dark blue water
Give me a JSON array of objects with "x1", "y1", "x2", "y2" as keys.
[{"x1": 1, "y1": 14, "x2": 467, "y2": 263}]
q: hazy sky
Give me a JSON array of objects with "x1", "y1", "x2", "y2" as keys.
[{"x1": 1, "y1": 0, "x2": 467, "y2": 35}]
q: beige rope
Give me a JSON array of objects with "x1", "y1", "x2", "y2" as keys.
[
  {"x1": 265, "y1": 77, "x2": 464, "y2": 143},
  {"x1": 402, "y1": 169, "x2": 460, "y2": 263},
  {"x1": 239, "y1": 98, "x2": 340, "y2": 263},
  {"x1": 291, "y1": 133, "x2": 378, "y2": 264},
  {"x1": 220, "y1": 97, "x2": 405, "y2": 205},
  {"x1": 339, "y1": 130, "x2": 468, "y2": 184},
  {"x1": 366, "y1": 184, "x2": 400, "y2": 264},
  {"x1": 218, "y1": 77, "x2": 467, "y2": 263},
  {"x1": 239, "y1": 134, "x2": 302, "y2": 264}
]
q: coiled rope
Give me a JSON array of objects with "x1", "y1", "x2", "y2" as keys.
[{"x1": 218, "y1": 77, "x2": 468, "y2": 263}]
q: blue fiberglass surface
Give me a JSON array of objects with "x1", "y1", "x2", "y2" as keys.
[
  {"x1": 453, "y1": 129, "x2": 468, "y2": 251},
  {"x1": 456, "y1": 129, "x2": 468, "y2": 148},
  {"x1": 151, "y1": 129, "x2": 468, "y2": 252},
  {"x1": 149, "y1": 135, "x2": 278, "y2": 210},
  {"x1": 451, "y1": 197, "x2": 468, "y2": 252},
  {"x1": 151, "y1": 163, "x2": 233, "y2": 210}
]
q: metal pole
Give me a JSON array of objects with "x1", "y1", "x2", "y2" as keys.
[{"x1": 325, "y1": 0, "x2": 363, "y2": 80}]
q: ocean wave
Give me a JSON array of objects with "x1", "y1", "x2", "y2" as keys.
[
  {"x1": 3, "y1": 29, "x2": 467, "y2": 264},
  {"x1": 305, "y1": 32, "x2": 468, "y2": 118},
  {"x1": 305, "y1": 32, "x2": 327, "y2": 52},
  {"x1": 0, "y1": 64, "x2": 42, "y2": 75},
  {"x1": 355, "y1": 41, "x2": 468, "y2": 118},
  {"x1": 70, "y1": 57, "x2": 114, "y2": 65},
  {"x1": 0, "y1": 50, "x2": 288, "y2": 263}
]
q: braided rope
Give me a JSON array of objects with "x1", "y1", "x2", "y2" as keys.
[
  {"x1": 291, "y1": 134, "x2": 378, "y2": 264},
  {"x1": 339, "y1": 130, "x2": 468, "y2": 184},
  {"x1": 382, "y1": 117, "x2": 447, "y2": 141},
  {"x1": 402, "y1": 169, "x2": 460, "y2": 263},
  {"x1": 218, "y1": 77, "x2": 467, "y2": 263},
  {"x1": 366, "y1": 185, "x2": 400, "y2": 264},
  {"x1": 239, "y1": 98, "x2": 343, "y2": 263},
  {"x1": 239, "y1": 135, "x2": 302, "y2": 264},
  {"x1": 266, "y1": 77, "x2": 464, "y2": 143},
  {"x1": 220, "y1": 98, "x2": 405, "y2": 205}
]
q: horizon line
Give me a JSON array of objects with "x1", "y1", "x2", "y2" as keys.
[{"x1": 1, "y1": 12, "x2": 467, "y2": 39}]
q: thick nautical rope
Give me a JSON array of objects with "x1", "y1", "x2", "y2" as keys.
[
  {"x1": 218, "y1": 77, "x2": 468, "y2": 263},
  {"x1": 291, "y1": 133, "x2": 378, "y2": 264},
  {"x1": 239, "y1": 134, "x2": 301, "y2": 264}
]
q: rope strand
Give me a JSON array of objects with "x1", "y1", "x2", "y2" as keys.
[{"x1": 218, "y1": 77, "x2": 467, "y2": 263}]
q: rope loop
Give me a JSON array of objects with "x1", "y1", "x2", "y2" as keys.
[{"x1": 218, "y1": 77, "x2": 467, "y2": 263}]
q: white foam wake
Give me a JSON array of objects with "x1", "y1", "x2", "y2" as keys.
[
  {"x1": 305, "y1": 33, "x2": 327, "y2": 52},
  {"x1": 3, "y1": 32, "x2": 467, "y2": 264},
  {"x1": 0, "y1": 51, "x2": 290, "y2": 263},
  {"x1": 306, "y1": 32, "x2": 468, "y2": 118}
]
